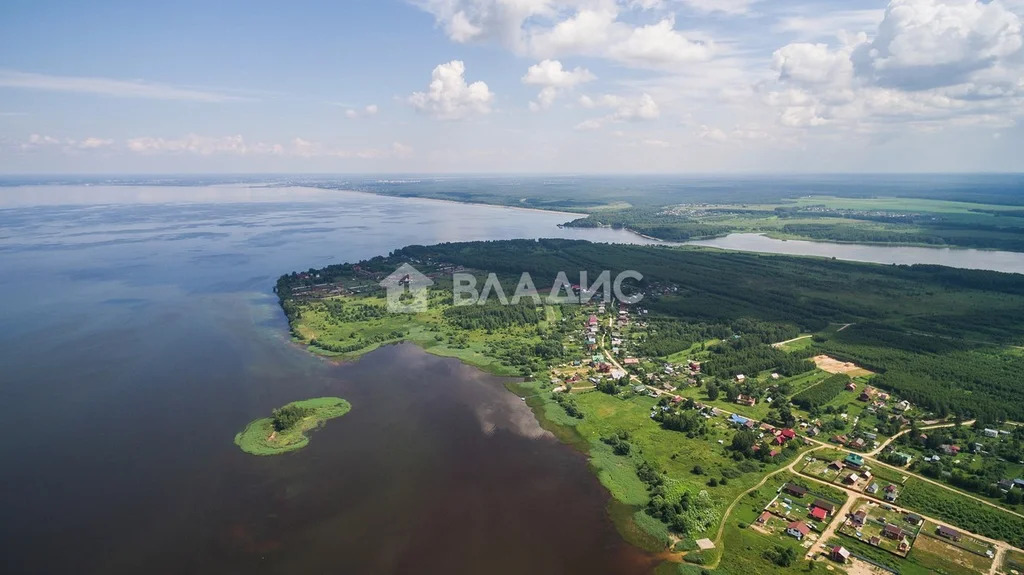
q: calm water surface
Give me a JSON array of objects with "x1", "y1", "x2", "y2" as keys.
[
  {"x1": 688, "y1": 233, "x2": 1024, "y2": 275},
  {"x1": 0, "y1": 186, "x2": 658, "y2": 575}
]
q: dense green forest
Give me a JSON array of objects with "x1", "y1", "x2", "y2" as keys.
[
  {"x1": 564, "y1": 208, "x2": 731, "y2": 241},
  {"x1": 443, "y1": 302, "x2": 541, "y2": 330}
]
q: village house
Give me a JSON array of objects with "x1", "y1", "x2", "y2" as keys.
[
  {"x1": 884, "y1": 484, "x2": 899, "y2": 502},
  {"x1": 866, "y1": 483, "x2": 880, "y2": 494},
  {"x1": 623, "y1": 358, "x2": 639, "y2": 365},
  {"x1": 851, "y1": 438, "x2": 866, "y2": 449},
  {"x1": 831, "y1": 546, "x2": 851, "y2": 564},
  {"x1": 937, "y1": 525, "x2": 962, "y2": 542},
  {"x1": 786, "y1": 521, "x2": 811, "y2": 541},
  {"x1": 983, "y1": 428, "x2": 1000, "y2": 438},
  {"x1": 846, "y1": 382, "x2": 856, "y2": 391},
  {"x1": 890, "y1": 452, "x2": 913, "y2": 466},
  {"x1": 845, "y1": 453, "x2": 865, "y2": 468},
  {"x1": 883, "y1": 524, "x2": 905, "y2": 540},
  {"x1": 771, "y1": 372, "x2": 780, "y2": 380},
  {"x1": 735, "y1": 374, "x2": 746, "y2": 382},
  {"x1": 736, "y1": 394, "x2": 757, "y2": 407},
  {"x1": 784, "y1": 483, "x2": 808, "y2": 498},
  {"x1": 812, "y1": 500, "x2": 836, "y2": 517},
  {"x1": 810, "y1": 506, "x2": 828, "y2": 521},
  {"x1": 844, "y1": 473, "x2": 861, "y2": 485},
  {"x1": 905, "y1": 513, "x2": 923, "y2": 526},
  {"x1": 828, "y1": 460, "x2": 845, "y2": 472},
  {"x1": 998, "y1": 479, "x2": 1015, "y2": 492},
  {"x1": 851, "y1": 510, "x2": 867, "y2": 526},
  {"x1": 831, "y1": 434, "x2": 849, "y2": 445},
  {"x1": 894, "y1": 400, "x2": 911, "y2": 412},
  {"x1": 729, "y1": 414, "x2": 750, "y2": 427}
]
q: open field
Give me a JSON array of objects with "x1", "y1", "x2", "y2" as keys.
[{"x1": 910, "y1": 533, "x2": 993, "y2": 575}]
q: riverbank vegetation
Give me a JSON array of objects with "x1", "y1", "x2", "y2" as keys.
[{"x1": 234, "y1": 397, "x2": 351, "y2": 456}]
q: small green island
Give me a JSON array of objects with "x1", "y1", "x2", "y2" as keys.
[{"x1": 234, "y1": 397, "x2": 351, "y2": 456}]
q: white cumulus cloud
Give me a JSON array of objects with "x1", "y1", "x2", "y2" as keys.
[
  {"x1": 522, "y1": 59, "x2": 595, "y2": 110},
  {"x1": 409, "y1": 60, "x2": 495, "y2": 120}
]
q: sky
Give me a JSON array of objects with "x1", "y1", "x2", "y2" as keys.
[{"x1": 1, "y1": 0, "x2": 1023, "y2": 174}]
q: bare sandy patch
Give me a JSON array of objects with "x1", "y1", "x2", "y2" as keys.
[
  {"x1": 814, "y1": 355, "x2": 873, "y2": 377},
  {"x1": 845, "y1": 558, "x2": 888, "y2": 575}
]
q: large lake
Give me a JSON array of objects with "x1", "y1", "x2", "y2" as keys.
[
  {"x1": 5, "y1": 185, "x2": 1022, "y2": 575},
  {"x1": 0, "y1": 186, "x2": 659, "y2": 575},
  {"x1": 687, "y1": 233, "x2": 1024, "y2": 275}
]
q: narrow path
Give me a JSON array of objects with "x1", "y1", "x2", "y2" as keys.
[
  {"x1": 808, "y1": 489, "x2": 857, "y2": 560},
  {"x1": 989, "y1": 546, "x2": 1005, "y2": 575},
  {"x1": 865, "y1": 419, "x2": 975, "y2": 456},
  {"x1": 706, "y1": 446, "x2": 824, "y2": 569},
  {"x1": 772, "y1": 335, "x2": 811, "y2": 348}
]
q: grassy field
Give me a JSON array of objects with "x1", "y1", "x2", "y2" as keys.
[
  {"x1": 910, "y1": 532, "x2": 993, "y2": 575},
  {"x1": 234, "y1": 397, "x2": 351, "y2": 456},
  {"x1": 1002, "y1": 549, "x2": 1024, "y2": 573}
]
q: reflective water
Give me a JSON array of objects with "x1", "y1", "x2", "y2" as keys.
[{"x1": 0, "y1": 186, "x2": 657, "y2": 575}]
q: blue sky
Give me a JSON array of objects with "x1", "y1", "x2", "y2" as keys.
[{"x1": 2, "y1": 0, "x2": 1023, "y2": 173}]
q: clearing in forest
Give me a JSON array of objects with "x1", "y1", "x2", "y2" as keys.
[{"x1": 813, "y1": 355, "x2": 873, "y2": 377}]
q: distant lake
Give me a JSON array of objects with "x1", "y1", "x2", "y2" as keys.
[
  {"x1": 0, "y1": 185, "x2": 657, "y2": 575},
  {"x1": 687, "y1": 233, "x2": 1024, "y2": 275}
]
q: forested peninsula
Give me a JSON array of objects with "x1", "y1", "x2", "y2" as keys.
[{"x1": 276, "y1": 239, "x2": 1024, "y2": 574}]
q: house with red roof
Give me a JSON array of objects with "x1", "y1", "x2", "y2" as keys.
[
  {"x1": 810, "y1": 506, "x2": 828, "y2": 521},
  {"x1": 786, "y1": 521, "x2": 811, "y2": 540}
]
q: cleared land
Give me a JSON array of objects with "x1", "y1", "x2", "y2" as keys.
[{"x1": 813, "y1": 355, "x2": 874, "y2": 377}]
